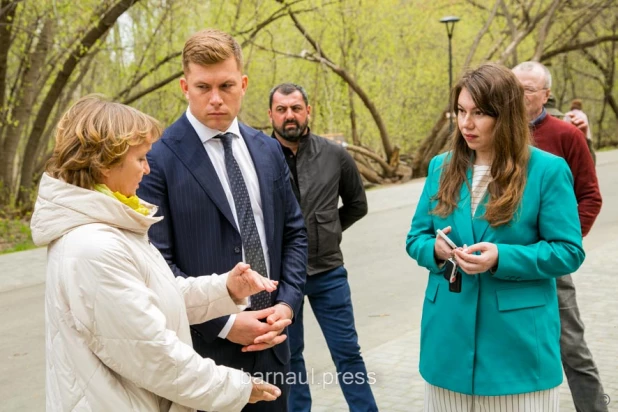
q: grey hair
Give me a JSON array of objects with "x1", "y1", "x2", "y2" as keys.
[{"x1": 512, "y1": 61, "x2": 552, "y2": 89}]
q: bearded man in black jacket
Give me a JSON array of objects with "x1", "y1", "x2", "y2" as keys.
[{"x1": 268, "y1": 83, "x2": 378, "y2": 412}]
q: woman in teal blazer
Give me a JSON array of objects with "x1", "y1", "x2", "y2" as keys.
[{"x1": 406, "y1": 63, "x2": 585, "y2": 411}]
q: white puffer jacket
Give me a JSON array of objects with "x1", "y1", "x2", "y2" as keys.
[{"x1": 30, "y1": 174, "x2": 252, "y2": 412}]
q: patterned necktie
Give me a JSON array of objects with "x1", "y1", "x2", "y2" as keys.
[{"x1": 218, "y1": 132, "x2": 271, "y2": 310}]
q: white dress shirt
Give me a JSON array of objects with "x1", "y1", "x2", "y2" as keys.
[{"x1": 186, "y1": 108, "x2": 271, "y2": 338}]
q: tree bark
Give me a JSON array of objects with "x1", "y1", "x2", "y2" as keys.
[
  {"x1": 17, "y1": 0, "x2": 141, "y2": 203},
  {"x1": 1, "y1": 18, "x2": 54, "y2": 194},
  {"x1": 412, "y1": 112, "x2": 450, "y2": 177},
  {"x1": 0, "y1": 0, "x2": 18, "y2": 145},
  {"x1": 347, "y1": 83, "x2": 360, "y2": 146},
  {"x1": 346, "y1": 143, "x2": 395, "y2": 175}
]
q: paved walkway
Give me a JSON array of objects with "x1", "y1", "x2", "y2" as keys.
[
  {"x1": 308, "y1": 236, "x2": 618, "y2": 411},
  {"x1": 1, "y1": 150, "x2": 617, "y2": 411},
  {"x1": 304, "y1": 150, "x2": 618, "y2": 411}
]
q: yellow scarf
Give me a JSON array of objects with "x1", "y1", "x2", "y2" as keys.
[{"x1": 94, "y1": 184, "x2": 150, "y2": 216}]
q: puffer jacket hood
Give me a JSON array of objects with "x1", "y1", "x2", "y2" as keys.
[{"x1": 31, "y1": 173, "x2": 162, "y2": 246}]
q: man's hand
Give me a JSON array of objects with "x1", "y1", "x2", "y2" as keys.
[
  {"x1": 248, "y1": 377, "x2": 281, "y2": 404},
  {"x1": 452, "y1": 242, "x2": 498, "y2": 275},
  {"x1": 566, "y1": 111, "x2": 589, "y2": 136},
  {"x1": 226, "y1": 262, "x2": 278, "y2": 303},
  {"x1": 227, "y1": 308, "x2": 281, "y2": 347},
  {"x1": 242, "y1": 304, "x2": 292, "y2": 352}
]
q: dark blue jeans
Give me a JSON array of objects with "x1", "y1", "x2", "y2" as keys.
[{"x1": 288, "y1": 265, "x2": 378, "y2": 412}]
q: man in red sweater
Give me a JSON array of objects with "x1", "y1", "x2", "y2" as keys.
[{"x1": 514, "y1": 61, "x2": 605, "y2": 412}]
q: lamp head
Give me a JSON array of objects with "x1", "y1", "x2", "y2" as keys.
[{"x1": 440, "y1": 16, "x2": 460, "y2": 37}]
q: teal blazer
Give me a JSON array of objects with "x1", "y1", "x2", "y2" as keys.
[{"x1": 406, "y1": 147, "x2": 585, "y2": 396}]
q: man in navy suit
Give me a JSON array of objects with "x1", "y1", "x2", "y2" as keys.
[{"x1": 138, "y1": 29, "x2": 307, "y2": 412}]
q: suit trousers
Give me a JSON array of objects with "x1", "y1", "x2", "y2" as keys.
[
  {"x1": 557, "y1": 274, "x2": 608, "y2": 412},
  {"x1": 288, "y1": 266, "x2": 378, "y2": 412}
]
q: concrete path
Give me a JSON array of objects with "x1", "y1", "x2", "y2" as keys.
[{"x1": 1, "y1": 150, "x2": 617, "y2": 411}]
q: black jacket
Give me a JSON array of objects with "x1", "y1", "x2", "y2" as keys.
[{"x1": 276, "y1": 132, "x2": 367, "y2": 275}]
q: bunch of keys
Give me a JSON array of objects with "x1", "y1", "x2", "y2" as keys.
[{"x1": 444, "y1": 257, "x2": 462, "y2": 293}]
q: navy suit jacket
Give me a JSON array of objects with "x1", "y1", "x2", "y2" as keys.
[{"x1": 138, "y1": 114, "x2": 307, "y2": 365}]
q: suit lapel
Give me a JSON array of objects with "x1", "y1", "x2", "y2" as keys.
[
  {"x1": 240, "y1": 124, "x2": 275, "y2": 249},
  {"x1": 164, "y1": 115, "x2": 238, "y2": 231}
]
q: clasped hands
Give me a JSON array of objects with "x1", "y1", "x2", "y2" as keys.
[
  {"x1": 434, "y1": 226, "x2": 498, "y2": 275},
  {"x1": 225, "y1": 263, "x2": 287, "y2": 404},
  {"x1": 225, "y1": 262, "x2": 292, "y2": 351}
]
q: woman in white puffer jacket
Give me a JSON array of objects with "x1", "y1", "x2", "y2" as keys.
[{"x1": 30, "y1": 95, "x2": 281, "y2": 412}]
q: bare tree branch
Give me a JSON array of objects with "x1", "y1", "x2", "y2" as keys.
[
  {"x1": 287, "y1": 10, "x2": 396, "y2": 167},
  {"x1": 121, "y1": 70, "x2": 180, "y2": 105},
  {"x1": 346, "y1": 144, "x2": 395, "y2": 174},
  {"x1": 114, "y1": 51, "x2": 181, "y2": 100},
  {"x1": 540, "y1": 35, "x2": 618, "y2": 61},
  {"x1": 531, "y1": 0, "x2": 561, "y2": 61},
  {"x1": 464, "y1": 0, "x2": 502, "y2": 68}
]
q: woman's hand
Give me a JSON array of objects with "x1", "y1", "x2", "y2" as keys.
[
  {"x1": 248, "y1": 377, "x2": 281, "y2": 403},
  {"x1": 227, "y1": 263, "x2": 278, "y2": 303},
  {"x1": 434, "y1": 226, "x2": 455, "y2": 262},
  {"x1": 452, "y1": 242, "x2": 498, "y2": 275}
]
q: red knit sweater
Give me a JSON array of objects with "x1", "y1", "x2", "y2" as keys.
[{"x1": 532, "y1": 114, "x2": 602, "y2": 236}]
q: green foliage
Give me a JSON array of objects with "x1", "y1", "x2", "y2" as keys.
[
  {"x1": 1, "y1": 0, "x2": 617, "y2": 214},
  {"x1": 0, "y1": 218, "x2": 35, "y2": 254}
]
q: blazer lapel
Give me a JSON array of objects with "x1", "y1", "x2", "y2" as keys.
[
  {"x1": 452, "y1": 168, "x2": 475, "y2": 248},
  {"x1": 472, "y1": 193, "x2": 491, "y2": 242},
  {"x1": 164, "y1": 115, "x2": 238, "y2": 231},
  {"x1": 240, "y1": 124, "x2": 275, "y2": 249}
]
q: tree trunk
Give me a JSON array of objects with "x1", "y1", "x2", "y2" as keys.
[
  {"x1": 2, "y1": 18, "x2": 54, "y2": 196},
  {"x1": 412, "y1": 111, "x2": 450, "y2": 177},
  {"x1": 0, "y1": 0, "x2": 17, "y2": 126},
  {"x1": 347, "y1": 83, "x2": 360, "y2": 146},
  {"x1": 0, "y1": 0, "x2": 18, "y2": 196},
  {"x1": 17, "y1": 0, "x2": 141, "y2": 204}
]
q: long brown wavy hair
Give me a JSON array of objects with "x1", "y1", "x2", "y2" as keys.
[{"x1": 432, "y1": 63, "x2": 531, "y2": 227}]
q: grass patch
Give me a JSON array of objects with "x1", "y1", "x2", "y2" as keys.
[{"x1": 0, "y1": 218, "x2": 36, "y2": 254}]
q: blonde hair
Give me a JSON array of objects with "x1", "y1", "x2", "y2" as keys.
[
  {"x1": 182, "y1": 29, "x2": 243, "y2": 74},
  {"x1": 46, "y1": 95, "x2": 162, "y2": 190}
]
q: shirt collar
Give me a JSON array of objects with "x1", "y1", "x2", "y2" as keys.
[
  {"x1": 186, "y1": 107, "x2": 241, "y2": 143},
  {"x1": 530, "y1": 107, "x2": 547, "y2": 127}
]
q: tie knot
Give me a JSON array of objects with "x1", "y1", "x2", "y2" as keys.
[{"x1": 218, "y1": 132, "x2": 235, "y2": 150}]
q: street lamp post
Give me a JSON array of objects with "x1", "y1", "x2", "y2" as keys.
[{"x1": 440, "y1": 16, "x2": 460, "y2": 132}]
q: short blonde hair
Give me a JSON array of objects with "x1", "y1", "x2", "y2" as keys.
[
  {"x1": 46, "y1": 95, "x2": 162, "y2": 190},
  {"x1": 182, "y1": 29, "x2": 243, "y2": 74}
]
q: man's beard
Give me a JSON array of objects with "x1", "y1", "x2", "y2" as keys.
[{"x1": 274, "y1": 119, "x2": 309, "y2": 143}]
